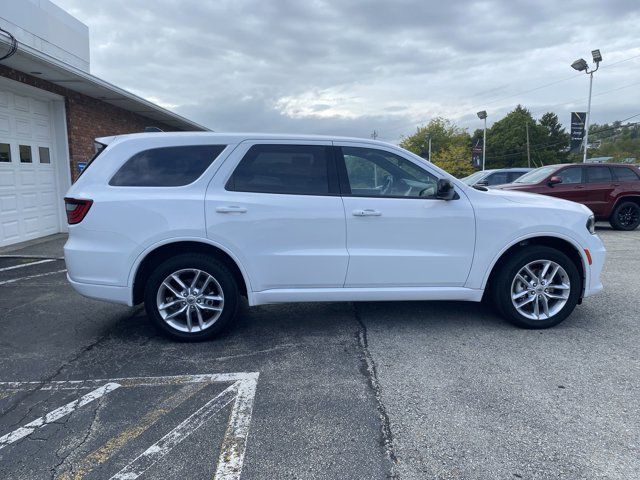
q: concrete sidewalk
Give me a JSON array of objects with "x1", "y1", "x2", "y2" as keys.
[{"x1": 0, "y1": 234, "x2": 67, "y2": 258}]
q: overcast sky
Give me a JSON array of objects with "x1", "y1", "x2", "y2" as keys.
[{"x1": 55, "y1": 0, "x2": 640, "y2": 142}]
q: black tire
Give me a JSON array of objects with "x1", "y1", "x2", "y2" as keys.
[
  {"x1": 492, "y1": 246, "x2": 581, "y2": 329},
  {"x1": 144, "y1": 253, "x2": 238, "y2": 341},
  {"x1": 610, "y1": 201, "x2": 640, "y2": 231}
]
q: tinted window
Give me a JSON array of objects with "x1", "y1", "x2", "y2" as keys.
[
  {"x1": 0, "y1": 143, "x2": 10, "y2": 162},
  {"x1": 558, "y1": 167, "x2": 583, "y2": 184},
  {"x1": 514, "y1": 166, "x2": 557, "y2": 184},
  {"x1": 341, "y1": 146, "x2": 437, "y2": 198},
  {"x1": 228, "y1": 144, "x2": 331, "y2": 195},
  {"x1": 39, "y1": 147, "x2": 51, "y2": 164},
  {"x1": 487, "y1": 172, "x2": 508, "y2": 185},
  {"x1": 613, "y1": 167, "x2": 640, "y2": 182},
  {"x1": 508, "y1": 171, "x2": 528, "y2": 182},
  {"x1": 586, "y1": 166, "x2": 612, "y2": 183},
  {"x1": 19, "y1": 145, "x2": 32, "y2": 163},
  {"x1": 110, "y1": 145, "x2": 225, "y2": 187}
]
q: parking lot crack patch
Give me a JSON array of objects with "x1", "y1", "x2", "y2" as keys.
[{"x1": 352, "y1": 303, "x2": 399, "y2": 479}]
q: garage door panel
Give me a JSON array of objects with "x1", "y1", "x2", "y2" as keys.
[
  {"x1": 41, "y1": 213, "x2": 58, "y2": 231},
  {"x1": 0, "y1": 91, "x2": 8, "y2": 107},
  {"x1": 0, "y1": 170, "x2": 16, "y2": 187},
  {"x1": 0, "y1": 114, "x2": 9, "y2": 134},
  {"x1": 34, "y1": 120, "x2": 51, "y2": 140},
  {"x1": 23, "y1": 216, "x2": 40, "y2": 234},
  {"x1": 13, "y1": 94, "x2": 29, "y2": 112},
  {"x1": 0, "y1": 194, "x2": 18, "y2": 213},
  {"x1": 15, "y1": 118, "x2": 32, "y2": 138},
  {"x1": 1, "y1": 220, "x2": 19, "y2": 241},
  {"x1": 32, "y1": 98, "x2": 49, "y2": 117}
]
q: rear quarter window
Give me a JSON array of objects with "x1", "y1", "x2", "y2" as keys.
[
  {"x1": 613, "y1": 167, "x2": 640, "y2": 182},
  {"x1": 110, "y1": 145, "x2": 226, "y2": 187}
]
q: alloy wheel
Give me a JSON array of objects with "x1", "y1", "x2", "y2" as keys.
[
  {"x1": 618, "y1": 205, "x2": 639, "y2": 228},
  {"x1": 156, "y1": 268, "x2": 224, "y2": 333},
  {"x1": 511, "y1": 260, "x2": 570, "y2": 320}
]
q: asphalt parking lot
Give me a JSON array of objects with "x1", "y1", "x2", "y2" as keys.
[{"x1": 0, "y1": 228, "x2": 638, "y2": 480}]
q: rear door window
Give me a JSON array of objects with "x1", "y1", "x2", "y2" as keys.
[
  {"x1": 557, "y1": 167, "x2": 583, "y2": 184},
  {"x1": 613, "y1": 167, "x2": 640, "y2": 182},
  {"x1": 227, "y1": 144, "x2": 334, "y2": 195},
  {"x1": 586, "y1": 166, "x2": 612, "y2": 184},
  {"x1": 110, "y1": 145, "x2": 226, "y2": 187}
]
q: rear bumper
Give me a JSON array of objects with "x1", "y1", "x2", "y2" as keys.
[{"x1": 67, "y1": 274, "x2": 133, "y2": 306}]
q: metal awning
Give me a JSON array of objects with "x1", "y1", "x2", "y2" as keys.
[{"x1": 0, "y1": 38, "x2": 209, "y2": 132}]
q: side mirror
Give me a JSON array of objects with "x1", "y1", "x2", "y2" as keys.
[
  {"x1": 475, "y1": 180, "x2": 489, "y2": 187},
  {"x1": 436, "y1": 178, "x2": 455, "y2": 200},
  {"x1": 548, "y1": 176, "x2": 563, "y2": 186}
]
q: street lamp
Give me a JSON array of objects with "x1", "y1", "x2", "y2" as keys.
[
  {"x1": 477, "y1": 110, "x2": 487, "y2": 170},
  {"x1": 571, "y1": 49, "x2": 602, "y2": 162}
]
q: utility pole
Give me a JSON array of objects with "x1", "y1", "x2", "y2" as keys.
[
  {"x1": 525, "y1": 122, "x2": 531, "y2": 168},
  {"x1": 477, "y1": 111, "x2": 488, "y2": 170},
  {"x1": 428, "y1": 137, "x2": 432, "y2": 162}
]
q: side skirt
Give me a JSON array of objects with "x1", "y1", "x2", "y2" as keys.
[{"x1": 250, "y1": 286, "x2": 484, "y2": 306}]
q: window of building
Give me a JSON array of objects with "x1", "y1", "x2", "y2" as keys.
[
  {"x1": 39, "y1": 147, "x2": 51, "y2": 164},
  {"x1": 19, "y1": 145, "x2": 32, "y2": 163},
  {"x1": 0, "y1": 143, "x2": 10, "y2": 162}
]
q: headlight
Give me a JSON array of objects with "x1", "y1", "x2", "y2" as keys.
[{"x1": 586, "y1": 215, "x2": 596, "y2": 234}]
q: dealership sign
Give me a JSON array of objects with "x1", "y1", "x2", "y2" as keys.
[{"x1": 570, "y1": 112, "x2": 586, "y2": 153}]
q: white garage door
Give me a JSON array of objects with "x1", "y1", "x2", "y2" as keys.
[{"x1": 0, "y1": 86, "x2": 61, "y2": 247}]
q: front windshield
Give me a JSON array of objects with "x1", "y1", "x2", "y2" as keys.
[
  {"x1": 514, "y1": 166, "x2": 557, "y2": 184},
  {"x1": 461, "y1": 171, "x2": 486, "y2": 185}
]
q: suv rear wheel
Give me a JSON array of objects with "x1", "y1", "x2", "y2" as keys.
[
  {"x1": 493, "y1": 246, "x2": 581, "y2": 329},
  {"x1": 610, "y1": 201, "x2": 640, "y2": 231},
  {"x1": 144, "y1": 254, "x2": 238, "y2": 341}
]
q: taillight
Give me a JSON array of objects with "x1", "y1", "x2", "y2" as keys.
[{"x1": 64, "y1": 198, "x2": 93, "y2": 224}]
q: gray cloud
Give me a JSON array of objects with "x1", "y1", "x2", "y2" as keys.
[{"x1": 55, "y1": 0, "x2": 640, "y2": 142}]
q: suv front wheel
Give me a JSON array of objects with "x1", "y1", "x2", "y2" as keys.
[
  {"x1": 144, "y1": 254, "x2": 238, "y2": 341},
  {"x1": 493, "y1": 246, "x2": 581, "y2": 329}
]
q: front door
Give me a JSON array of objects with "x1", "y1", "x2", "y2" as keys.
[
  {"x1": 205, "y1": 140, "x2": 348, "y2": 292},
  {"x1": 336, "y1": 143, "x2": 475, "y2": 288},
  {"x1": 544, "y1": 166, "x2": 587, "y2": 204}
]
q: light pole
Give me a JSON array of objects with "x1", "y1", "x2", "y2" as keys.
[
  {"x1": 477, "y1": 110, "x2": 487, "y2": 170},
  {"x1": 427, "y1": 136, "x2": 432, "y2": 162},
  {"x1": 571, "y1": 49, "x2": 602, "y2": 163}
]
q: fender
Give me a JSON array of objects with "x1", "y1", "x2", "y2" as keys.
[
  {"x1": 477, "y1": 231, "x2": 590, "y2": 293},
  {"x1": 126, "y1": 235, "x2": 255, "y2": 305}
]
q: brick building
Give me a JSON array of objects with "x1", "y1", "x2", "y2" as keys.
[{"x1": 0, "y1": 0, "x2": 206, "y2": 247}]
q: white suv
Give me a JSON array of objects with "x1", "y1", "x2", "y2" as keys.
[{"x1": 64, "y1": 133, "x2": 606, "y2": 340}]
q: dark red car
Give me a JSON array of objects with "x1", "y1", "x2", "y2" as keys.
[{"x1": 496, "y1": 163, "x2": 640, "y2": 230}]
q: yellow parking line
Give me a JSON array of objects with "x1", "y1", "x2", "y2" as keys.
[{"x1": 57, "y1": 382, "x2": 208, "y2": 480}]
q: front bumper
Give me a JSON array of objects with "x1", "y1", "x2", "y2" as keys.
[{"x1": 583, "y1": 235, "x2": 606, "y2": 298}]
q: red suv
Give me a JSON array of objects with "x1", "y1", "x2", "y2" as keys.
[{"x1": 496, "y1": 163, "x2": 640, "y2": 230}]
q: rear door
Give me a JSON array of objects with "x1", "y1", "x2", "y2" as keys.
[
  {"x1": 584, "y1": 166, "x2": 615, "y2": 216},
  {"x1": 204, "y1": 140, "x2": 348, "y2": 291}
]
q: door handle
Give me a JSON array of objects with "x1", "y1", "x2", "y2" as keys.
[
  {"x1": 216, "y1": 206, "x2": 247, "y2": 214},
  {"x1": 575, "y1": 185, "x2": 585, "y2": 189},
  {"x1": 352, "y1": 209, "x2": 382, "y2": 217}
]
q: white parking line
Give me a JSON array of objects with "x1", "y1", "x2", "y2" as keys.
[
  {"x1": 111, "y1": 383, "x2": 239, "y2": 480},
  {"x1": 0, "y1": 269, "x2": 67, "y2": 285},
  {"x1": 0, "y1": 373, "x2": 259, "y2": 479},
  {"x1": 0, "y1": 259, "x2": 56, "y2": 272},
  {"x1": 0, "y1": 255, "x2": 64, "y2": 260},
  {"x1": 0, "y1": 382, "x2": 121, "y2": 450}
]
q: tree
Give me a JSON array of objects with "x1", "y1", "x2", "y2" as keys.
[
  {"x1": 479, "y1": 106, "x2": 570, "y2": 169},
  {"x1": 399, "y1": 117, "x2": 470, "y2": 160},
  {"x1": 432, "y1": 144, "x2": 476, "y2": 177}
]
